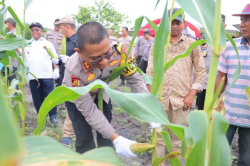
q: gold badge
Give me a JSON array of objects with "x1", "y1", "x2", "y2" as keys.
[{"x1": 87, "y1": 73, "x2": 95, "y2": 82}]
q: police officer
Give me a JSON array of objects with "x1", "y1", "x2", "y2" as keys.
[
  {"x1": 44, "y1": 19, "x2": 63, "y2": 56},
  {"x1": 135, "y1": 29, "x2": 149, "y2": 65},
  {"x1": 61, "y1": 22, "x2": 148, "y2": 157},
  {"x1": 44, "y1": 19, "x2": 63, "y2": 86}
]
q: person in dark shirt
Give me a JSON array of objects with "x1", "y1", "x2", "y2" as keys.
[{"x1": 54, "y1": 15, "x2": 77, "y2": 146}]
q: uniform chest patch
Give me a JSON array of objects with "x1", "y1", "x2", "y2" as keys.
[
  {"x1": 121, "y1": 44, "x2": 128, "y2": 53},
  {"x1": 71, "y1": 75, "x2": 82, "y2": 87},
  {"x1": 108, "y1": 59, "x2": 119, "y2": 67},
  {"x1": 87, "y1": 73, "x2": 95, "y2": 82}
]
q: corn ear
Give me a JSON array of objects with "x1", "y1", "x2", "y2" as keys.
[
  {"x1": 44, "y1": 46, "x2": 56, "y2": 59},
  {"x1": 130, "y1": 143, "x2": 155, "y2": 154},
  {"x1": 60, "y1": 35, "x2": 67, "y2": 55}
]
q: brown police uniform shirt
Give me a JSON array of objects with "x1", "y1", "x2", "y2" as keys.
[
  {"x1": 44, "y1": 30, "x2": 63, "y2": 56},
  {"x1": 146, "y1": 34, "x2": 206, "y2": 110},
  {"x1": 62, "y1": 39, "x2": 148, "y2": 139}
]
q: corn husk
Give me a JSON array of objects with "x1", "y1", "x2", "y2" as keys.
[
  {"x1": 60, "y1": 35, "x2": 66, "y2": 55},
  {"x1": 130, "y1": 143, "x2": 155, "y2": 154},
  {"x1": 44, "y1": 46, "x2": 56, "y2": 59}
]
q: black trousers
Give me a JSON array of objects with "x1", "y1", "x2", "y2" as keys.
[
  {"x1": 138, "y1": 59, "x2": 148, "y2": 73},
  {"x1": 29, "y1": 79, "x2": 57, "y2": 119},
  {"x1": 136, "y1": 55, "x2": 142, "y2": 65},
  {"x1": 120, "y1": 74, "x2": 125, "y2": 82},
  {"x1": 227, "y1": 125, "x2": 250, "y2": 166},
  {"x1": 66, "y1": 98, "x2": 113, "y2": 154},
  {"x1": 196, "y1": 90, "x2": 206, "y2": 110}
]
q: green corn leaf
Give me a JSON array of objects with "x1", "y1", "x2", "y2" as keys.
[
  {"x1": 18, "y1": 101, "x2": 25, "y2": 122},
  {"x1": 171, "y1": 8, "x2": 183, "y2": 21},
  {"x1": 186, "y1": 111, "x2": 208, "y2": 165},
  {"x1": 7, "y1": 65, "x2": 13, "y2": 77},
  {"x1": 0, "y1": 5, "x2": 8, "y2": 34},
  {"x1": 151, "y1": 0, "x2": 169, "y2": 96},
  {"x1": 33, "y1": 79, "x2": 172, "y2": 135},
  {"x1": 160, "y1": 131, "x2": 172, "y2": 152},
  {"x1": 221, "y1": 34, "x2": 241, "y2": 96},
  {"x1": 207, "y1": 76, "x2": 225, "y2": 112},
  {"x1": 181, "y1": 126, "x2": 194, "y2": 159},
  {"x1": 170, "y1": 157, "x2": 182, "y2": 166},
  {"x1": 145, "y1": 17, "x2": 158, "y2": 32},
  {"x1": 152, "y1": 151, "x2": 180, "y2": 166},
  {"x1": 125, "y1": 16, "x2": 144, "y2": 64},
  {"x1": 0, "y1": 83, "x2": 22, "y2": 166},
  {"x1": 104, "y1": 64, "x2": 128, "y2": 83},
  {"x1": 164, "y1": 39, "x2": 206, "y2": 72},
  {"x1": 136, "y1": 67, "x2": 153, "y2": 85},
  {"x1": 208, "y1": 111, "x2": 230, "y2": 166},
  {"x1": 0, "y1": 37, "x2": 30, "y2": 51},
  {"x1": 7, "y1": 6, "x2": 24, "y2": 29},
  {"x1": 16, "y1": 24, "x2": 20, "y2": 37},
  {"x1": 17, "y1": 64, "x2": 29, "y2": 84},
  {"x1": 22, "y1": 136, "x2": 122, "y2": 166},
  {"x1": 98, "y1": 89, "x2": 104, "y2": 112},
  {"x1": 25, "y1": 0, "x2": 34, "y2": 9},
  {"x1": 154, "y1": 0, "x2": 160, "y2": 10}
]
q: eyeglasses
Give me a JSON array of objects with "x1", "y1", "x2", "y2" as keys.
[
  {"x1": 31, "y1": 29, "x2": 41, "y2": 32},
  {"x1": 87, "y1": 48, "x2": 115, "y2": 65}
]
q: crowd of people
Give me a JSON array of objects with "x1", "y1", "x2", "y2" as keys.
[{"x1": 2, "y1": 3, "x2": 250, "y2": 165}]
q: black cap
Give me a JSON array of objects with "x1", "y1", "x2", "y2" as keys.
[
  {"x1": 54, "y1": 19, "x2": 60, "y2": 23},
  {"x1": 168, "y1": 8, "x2": 184, "y2": 22},
  {"x1": 143, "y1": 30, "x2": 151, "y2": 36},
  {"x1": 29, "y1": 22, "x2": 43, "y2": 30}
]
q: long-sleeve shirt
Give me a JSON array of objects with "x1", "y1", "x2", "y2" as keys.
[
  {"x1": 142, "y1": 37, "x2": 154, "y2": 61},
  {"x1": 62, "y1": 40, "x2": 148, "y2": 139},
  {"x1": 146, "y1": 34, "x2": 206, "y2": 110},
  {"x1": 135, "y1": 36, "x2": 147, "y2": 56}
]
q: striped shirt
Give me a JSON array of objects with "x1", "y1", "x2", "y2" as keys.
[{"x1": 218, "y1": 37, "x2": 250, "y2": 128}]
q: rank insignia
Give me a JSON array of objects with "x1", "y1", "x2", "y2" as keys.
[
  {"x1": 87, "y1": 73, "x2": 95, "y2": 82},
  {"x1": 108, "y1": 59, "x2": 119, "y2": 67},
  {"x1": 83, "y1": 60, "x2": 91, "y2": 70},
  {"x1": 71, "y1": 75, "x2": 82, "y2": 87}
]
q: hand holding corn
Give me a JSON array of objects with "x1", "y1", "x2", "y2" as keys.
[
  {"x1": 113, "y1": 136, "x2": 137, "y2": 157},
  {"x1": 44, "y1": 46, "x2": 59, "y2": 65}
]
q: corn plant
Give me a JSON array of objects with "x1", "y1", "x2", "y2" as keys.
[
  {"x1": 0, "y1": 0, "x2": 243, "y2": 166},
  {"x1": 34, "y1": 0, "x2": 242, "y2": 165},
  {"x1": 0, "y1": 0, "x2": 34, "y2": 135}
]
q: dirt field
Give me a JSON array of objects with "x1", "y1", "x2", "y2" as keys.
[{"x1": 23, "y1": 79, "x2": 239, "y2": 166}]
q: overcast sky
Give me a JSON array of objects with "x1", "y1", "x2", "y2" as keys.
[{"x1": 4, "y1": 0, "x2": 249, "y2": 31}]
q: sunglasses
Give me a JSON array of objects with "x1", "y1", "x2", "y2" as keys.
[
  {"x1": 31, "y1": 29, "x2": 41, "y2": 32},
  {"x1": 87, "y1": 48, "x2": 115, "y2": 65}
]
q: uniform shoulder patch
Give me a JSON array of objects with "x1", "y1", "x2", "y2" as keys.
[
  {"x1": 87, "y1": 73, "x2": 95, "y2": 82},
  {"x1": 71, "y1": 75, "x2": 82, "y2": 87},
  {"x1": 108, "y1": 59, "x2": 119, "y2": 67}
]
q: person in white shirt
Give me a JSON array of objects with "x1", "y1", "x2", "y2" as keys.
[{"x1": 20, "y1": 22, "x2": 59, "y2": 124}]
